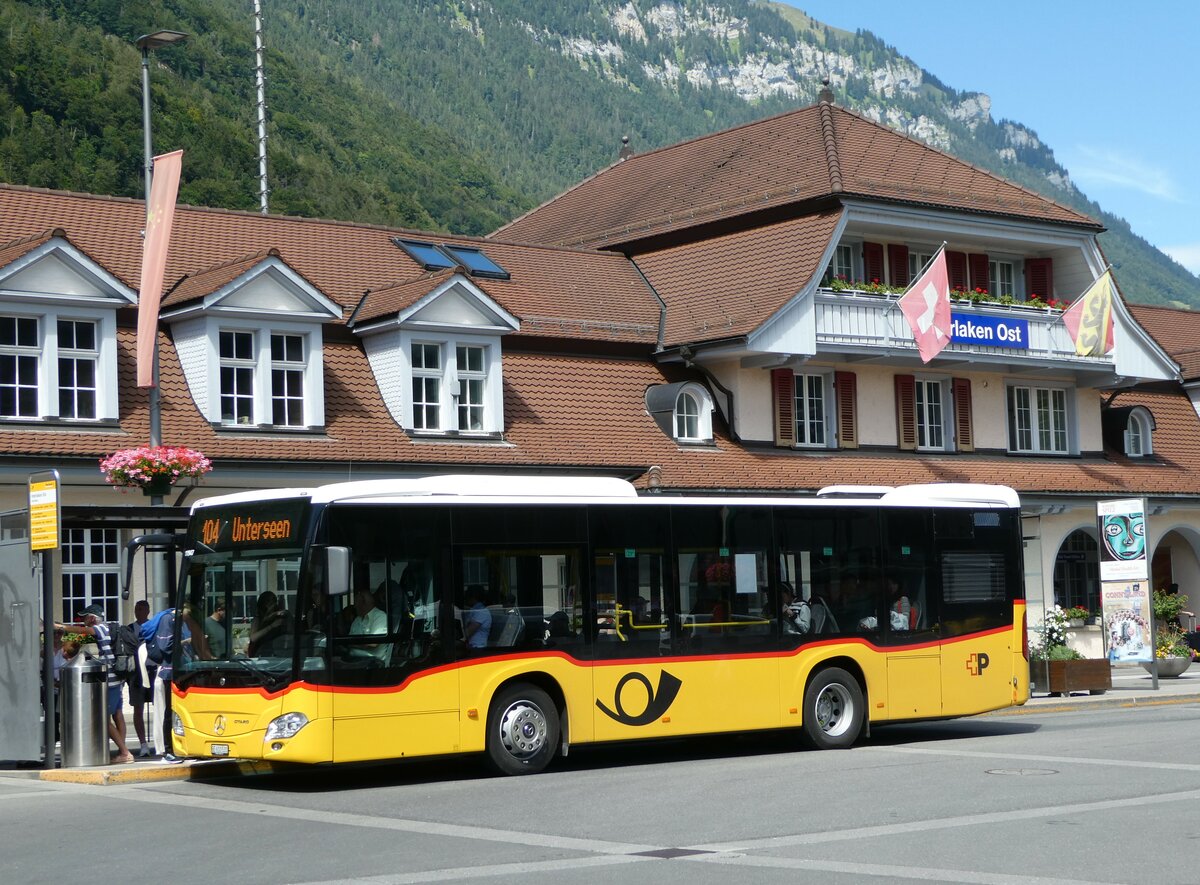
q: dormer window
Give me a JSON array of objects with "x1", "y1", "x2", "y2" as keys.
[
  {"x1": 350, "y1": 271, "x2": 519, "y2": 437},
  {"x1": 1124, "y1": 406, "x2": 1154, "y2": 458},
  {"x1": 162, "y1": 250, "x2": 341, "y2": 431},
  {"x1": 0, "y1": 231, "x2": 135, "y2": 424},
  {"x1": 646, "y1": 381, "x2": 715, "y2": 444}
]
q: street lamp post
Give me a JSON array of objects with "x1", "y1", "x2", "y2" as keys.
[{"x1": 135, "y1": 30, "x2": 187, "y2": 499}]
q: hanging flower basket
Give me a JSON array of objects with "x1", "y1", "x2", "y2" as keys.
[{"x1": 99, "y1": 445, "x2": 212, "y2": 494}]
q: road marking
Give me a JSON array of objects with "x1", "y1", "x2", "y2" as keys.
[
  {"x1": 693, "y1": 787, "x2": 1200, "y2": 852},
  {"x1": 691, "y1": 852, "x2": 1110, "y2": 884},
  {"x1": 105, "y1": 788, "x2": 661, "y2": 855},
  {"x1": 300, "y1": 855, "x2": 650, "y2": 884},
  {"x1": 871, "y1": 745, "x2": 1200, "y2": 773}
]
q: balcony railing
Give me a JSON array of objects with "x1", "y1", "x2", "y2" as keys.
[{"x1": 814, "y1": 288, "x2": 1112, "y2": 366}]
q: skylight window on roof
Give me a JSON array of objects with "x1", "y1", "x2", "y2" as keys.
[
  {"x1": 394, "y1": 239, "x2": 455, "y2": 271},
  {"x1": 441, "y1": 246, "x2": 509, "y2": 280}
]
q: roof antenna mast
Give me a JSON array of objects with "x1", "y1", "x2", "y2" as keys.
[{"x1": 253, "y1": 0, "x2": 270, "y2": 213}]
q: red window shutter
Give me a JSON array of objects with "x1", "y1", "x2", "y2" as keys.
[
  {"x1": 771, "y1": 368, "x2": 795, "y2": 447},
  {"x1": 887, "y1": 244, "x2": 910, "y2": 289},
  {"x1": 1025, "y1": 258, "x2": 1053, "y2": 300},
  {"x1": 952, "y1": 377, "x2": 974, "y2": 453},
  {"x1": 894, "y1": 374, "x2": 916, "y2": 451},
  {"x1": 834, "y1": 371, "x2": 858, "y2": 450},
  {"x1": 968, "y1": 253, "x2": 989, "y2": 293},
  {"x1": 946, "y1": 251, "x2": 968, "y2": 291},
  {"x1": 863, "y1": 242, "x2": 885, "y2": 284}
]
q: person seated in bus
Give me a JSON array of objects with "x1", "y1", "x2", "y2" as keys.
[
  {"x1": 301, "y1": 586, "x2": 326, "y2": 634},
  {"x1": 462, "y1": 585, "x2": 492, "y2": 651},
  {"x1": 886, "y1": 576, "x2": 915, "y2": 631},
  {"x1": 771, "y1": 582, "x2": 811, "y2": 634},
  {"x1": 349, "y1": 586, "x2": 389, "y2": 661},
  {"x1": 248, "y1": 590, "x2": 290, "y2": 656}
]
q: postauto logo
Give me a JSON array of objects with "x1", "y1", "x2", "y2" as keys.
[{"x1": 966, "y1": 652, "x2": 991, "y2": 677}]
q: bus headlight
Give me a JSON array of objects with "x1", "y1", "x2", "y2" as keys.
[
  {"x1": 264, "y1": 712, "x2": 309, "y2": 740},
  {"x1": 172, "y1": 712, "x2": 184, "y2": 736}
]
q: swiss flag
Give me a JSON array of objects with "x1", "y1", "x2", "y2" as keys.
[{"x1": 899, "y1": 248, "x2": 951, "y2": 364}]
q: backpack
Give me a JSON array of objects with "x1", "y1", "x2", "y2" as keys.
[
  {"x1": 140, "y1": 609, "x2": 174, "y2": 666},
  {"x1": 109, "y1": 621, "x2": 141, "y2": 677}
]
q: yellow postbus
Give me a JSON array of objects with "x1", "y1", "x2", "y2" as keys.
[{"x1": 168, "y1": 476, "x2": 1028, "y2": 775}]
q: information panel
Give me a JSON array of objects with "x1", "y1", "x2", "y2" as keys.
[{"x1": 28, "y1": 471, "x2": 61, "y2": 552}]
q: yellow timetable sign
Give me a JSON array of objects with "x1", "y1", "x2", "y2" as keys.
[{"x1": 29, "y1": 476, "x2": 60, "y2": 551}]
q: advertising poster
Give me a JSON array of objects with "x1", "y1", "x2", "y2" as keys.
[
  {"x1": 1101, "y1": 580, "x2": 1153, "y2": 663},
  {"x1": 1097, "y1": 498, "x2": 1148, "y2": 582}
]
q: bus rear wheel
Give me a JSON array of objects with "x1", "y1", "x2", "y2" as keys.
[
  {"x1": 801, "y1": 667, "x2": 863, "y2": 750},
  {"x1": 485, "y1": 683, "x2": 559, "y2": 776}
]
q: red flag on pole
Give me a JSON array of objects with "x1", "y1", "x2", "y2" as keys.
[
  {"x1": 898, "y1": 246, "x2": 951, "y2": 364},
  {"x1": 1062, "y1": 270, "x2": 1116, "y2": 356},
  {"x1": 136, "y1": 150, "x2": 183, "y2": 388}
]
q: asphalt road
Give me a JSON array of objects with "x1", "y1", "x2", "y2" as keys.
[{"x1": 4, "y1": 703, "x2": 1199, "y2": 884}]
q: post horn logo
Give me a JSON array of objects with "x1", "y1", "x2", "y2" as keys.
[{"x1": 596, "y1": 671, "x2": 682, "y2": 726}]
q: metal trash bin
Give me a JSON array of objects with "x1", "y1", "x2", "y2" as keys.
[{"x1": 60, "y1": 652, "x2": 108, "y2": 767}]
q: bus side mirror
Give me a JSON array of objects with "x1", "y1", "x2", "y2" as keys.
[{"x1": 326, "y1": 546, "x2": 351, "y2": 597}]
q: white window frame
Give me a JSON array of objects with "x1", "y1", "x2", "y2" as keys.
[
  {"x1": 400, "y1": 332, "x2": 500, "y2": 435},
  {"x1": 61, "y1": 527, "x2": 120, "y2": 622},
  {"x1": 0, "y1": 307, "x2": 119, "y2": 422},
  {"x1": 219, "y1": 328, "x2": 257, "y2": 425},
  {"x1": 824, "y1": 242, "x2": 857, "y2": 284},
  {"x1": 673, "y1": 382, "x2": 713, "y2": 443},
  {"x1": 908, "y1": 248, "x2": 936, "y2": 282},
  {"x1": 411, "y1": 341, "x2": 443, "y2": 431},
  {"x1": 455, "y1": 343, "x2": 486, "y2": 432},
  {"x1": 793, "y1": 372, "x2": 833, "y2": 448},
  {"x1": 270, "y1": 332, "x2": 306, "y2": 427},
  {"x1": 914, "y1": 376, "x2": 949, "y2": 452},
  {"x1": 56, "y1": 317, "x2": 99, "y2": 420},
  {"x1": 988, "y1": 259, "x2": 1015, "y2": 299},
  {"x1": 1124, "y1": 407, "x2": 1153, "y2": 458},
  {"x1": 206, "y1": 320, "x2": 321, "y2": 429},
  {"x1": 1007, "y1": 382, "x2": 1073, "y2": 455},
  {"x1": 0, "y1": 314, "x2": 41, "y2": 419}
]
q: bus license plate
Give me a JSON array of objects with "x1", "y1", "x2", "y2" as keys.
[{"x1": 210, "y1": 743, "x2": 230, "y2": 756}]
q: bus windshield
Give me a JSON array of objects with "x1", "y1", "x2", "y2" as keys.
[{"x1": 175, "y1": 498, "x2": 311, "y2": 691}]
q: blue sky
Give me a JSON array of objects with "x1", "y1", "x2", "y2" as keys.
[{"x1": 783, "y1": 1, "x2": 1200, "y2": 277}]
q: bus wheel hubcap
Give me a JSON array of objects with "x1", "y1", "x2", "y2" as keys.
[
  {"x1": 815, "y1": 684, "x2": 852, "y2": 736},
  {"x1": 499, "y1": 701, "x2": 547, "y2": 759}
]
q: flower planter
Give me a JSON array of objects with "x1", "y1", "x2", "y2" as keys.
[
  {"x1": 141, "y1": 475, "x2": 173, "y2": 497},
  {"x1": 1142, "y1": 657, "x2": 1192, "y2": 678},
  {"x1": 1032, "y1": 659, "x2": 1111, "y2": 695}
]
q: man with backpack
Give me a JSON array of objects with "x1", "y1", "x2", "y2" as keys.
[
  {"x1": 56, "y1": 604, "x2": 134, "y2": 764},
  {"x1": 139, "y1": 607, "x2": 179, "y2": 761}
]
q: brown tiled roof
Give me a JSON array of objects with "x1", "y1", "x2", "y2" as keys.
[
  {"x1": 496, "y1": 102, "x2": 1098, "y2": 249},
  {"x1": 162, "y1": 249, "x2": 281, "y2": 310},
  {"x1": 634, "y1": 210, "x2": 842, "y2": 346},
  {"x1": 1128, "y1": 304, "x2": 1200, "y2": 381},
  {"x1": 0, "y1": 228, "x2": 71, "y2": 272},
  {"x1": 0, "y1": 184, "x2": 658, "y2": 344},
  {"x1": 351, "y1": 269, "x2": 461, "y2": 325}
]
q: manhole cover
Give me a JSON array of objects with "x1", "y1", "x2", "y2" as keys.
[{"x1": 985, "y1": 768, "x2": 1058, "y2": 776}]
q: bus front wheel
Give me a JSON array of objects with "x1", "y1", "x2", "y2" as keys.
[
  {"x1": 801, "y1": 667, "x2": 863, "y2": 750},
  {"x1": 485, "y1": 683, "x2": 559, "y2": 776}
]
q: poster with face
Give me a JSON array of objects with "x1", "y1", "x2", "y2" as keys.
[
  {"x1": 1097, "y1": 499, "x2": 1148, "y2": 582},
  {"x1": 1101, "y1": 581, "x2": 1153, "y2": 663}
]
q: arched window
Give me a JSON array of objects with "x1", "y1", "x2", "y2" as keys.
[
  {"x1": 672, "y1": 383, "x2": 713, "y2": 443},
  {"x1": 675, "y1": 392, "x2": 700, "y2": 440},
  {"x1": 1052, "y1": 529, "x2": 1099, "y2": 614},
  {"x1": 1124, "y1": 407, "x2": 1154, "y2": 457}
]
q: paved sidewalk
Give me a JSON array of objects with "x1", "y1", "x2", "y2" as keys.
[{"x1": 997, "y1": 661, "x2": 1200, "y2": 715}]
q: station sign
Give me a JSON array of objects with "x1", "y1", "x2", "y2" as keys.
[
  {"x1": 950, "y1": 312, "x2": 1030, "y2": 349},
  {"x1": 28, "y1": 470, "x2": 61, "y2": 552}
]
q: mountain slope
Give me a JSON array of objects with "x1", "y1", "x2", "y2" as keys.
[{"x1": 1, "y1": 0, "x2": 1196, "y2": 308}]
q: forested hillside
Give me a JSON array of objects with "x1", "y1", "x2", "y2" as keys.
[{"x1": 2, "y1": 0, "x2": 1196, "y2": 307}]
